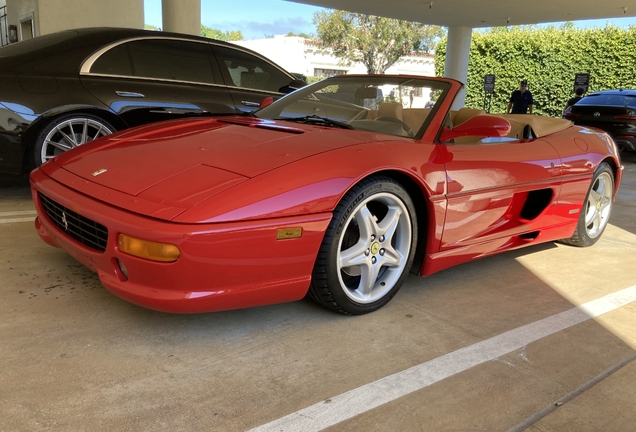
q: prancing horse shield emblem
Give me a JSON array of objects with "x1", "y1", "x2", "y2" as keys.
[{"x1": 61, "y1": 212, "x2": 69, "y2": 231}]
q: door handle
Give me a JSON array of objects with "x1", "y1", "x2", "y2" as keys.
[
  {"x1": 116, "y1": 91, "x2": 145, "y2": 98},
  {"x1": 241, "y1": 100, "x2": 261, "y2": 107}
]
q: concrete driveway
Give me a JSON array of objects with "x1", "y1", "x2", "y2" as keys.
[{"x1": 1, "y1": 153, "x2": 635, "y2": 432}]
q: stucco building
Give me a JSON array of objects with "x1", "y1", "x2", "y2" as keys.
[{"x1": 232, "y1": 35, "x2": 435, "y2": 79}]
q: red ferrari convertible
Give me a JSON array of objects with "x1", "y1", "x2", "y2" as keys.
[{"x1": 30, "y1": 75, "x2": 622, "y2": 315}]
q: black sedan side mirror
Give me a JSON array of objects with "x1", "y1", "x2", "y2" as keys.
[
  {"x1": 259, "y1": 97, "x2": 274, "y2": 109},
  {"x1": 279, "y1": 79, "x2": 307, "y2": 94}
]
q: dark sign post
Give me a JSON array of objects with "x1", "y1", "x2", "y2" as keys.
[
  {"x1": 574, "y1": 73, "x2": 590, "y2": 94},
  {"x1": 483, "y1": 74, "x2": 495, "y2": 113}
]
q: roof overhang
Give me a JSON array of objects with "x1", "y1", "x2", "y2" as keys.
[{"x1": 289, "y1": 0, "x2": 634, "y2": 28}]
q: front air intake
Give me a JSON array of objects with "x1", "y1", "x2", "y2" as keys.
[{"x1": 38, "y1": 193, "x2": 108, "y2": 252}]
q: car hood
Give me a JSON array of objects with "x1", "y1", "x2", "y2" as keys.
[{"x1": 49, "y1": 117, "x2": 375, "y2": 219}]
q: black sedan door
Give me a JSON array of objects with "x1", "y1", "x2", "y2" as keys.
[
  {"x1": 212, "y1": 45, "x2": 295, "y2": 114},
  {"x1": 79, "y1": 38, "x2": 237, "y2": 128}
]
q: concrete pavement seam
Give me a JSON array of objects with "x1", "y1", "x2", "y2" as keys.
[{"x1": 507, "y1": 350, "x2": 636, "y2": 432}]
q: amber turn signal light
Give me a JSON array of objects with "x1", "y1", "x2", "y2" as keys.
[{"x1": 118, "y1": 234, "x2": 180, "y2": 262}]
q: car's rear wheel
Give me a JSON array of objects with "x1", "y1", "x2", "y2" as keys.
[
  {"x1": 309, "y1": 176, "x2": 418, "y2": 315},
  {"x1": 562, "y1": 162, "x2": 614, "y2": 247},
  {"x1": 33, "y1": 114, "x2": 115, "y2": 167}
]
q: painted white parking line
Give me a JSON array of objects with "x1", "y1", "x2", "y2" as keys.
[
  {"x1": 0, "y1": 210, "x2": 37, "y2": 224},
  {"x1": 250, "y1": 285, "x2": 636, "y2": 432},
  {"x1": 0, "y1": 217, "x2": 36, "y2": 224},
  {"x1": 0, "y1": 210, "x2": 37, "y2": 217}
]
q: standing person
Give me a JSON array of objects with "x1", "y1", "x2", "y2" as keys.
[
  {"x1": 409, "y1": 89, "x2": 415, "y2": 108},
  {"x1": 563, "y1": 87, "x2": 585, "y2": 114},
  {"x1": 506, "y1": 80, "x2": 534, "y2": 114}
]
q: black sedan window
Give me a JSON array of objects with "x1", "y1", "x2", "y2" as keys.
[
  {"x1": 127, "y1": 39, "x2": 217, "y2": 84},
  {"x1": 213, "y1": 45, "x2": 291, "y2": 93},
  {"x1": 90, "y1": 45, "x2": 133, "y2": 76},
  {"x1": 578, "y1": 94, "x2": 636, "y2": 108}
]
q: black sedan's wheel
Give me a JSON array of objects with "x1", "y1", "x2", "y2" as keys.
[
  {"x1": 33, "y1": 115, "x2": 115, "y2": 167},
  {"x1": 562, "y1": 162, "x2": 614, "y2": 247},
  {"x1": 309, "y1": 176, "x2": 418, "y2": 315}
]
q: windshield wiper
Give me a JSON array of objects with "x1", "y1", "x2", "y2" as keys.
[{"x1": 276, "y1": 115, "x2": 354, "y2": 130}]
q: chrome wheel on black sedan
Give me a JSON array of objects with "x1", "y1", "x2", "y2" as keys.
[
  {"x1": 35, "y1": 115, "x2": 115, "y2": 166},
  {"x1": 309, "y1": 176, "x2": 418, "y2": 315}
]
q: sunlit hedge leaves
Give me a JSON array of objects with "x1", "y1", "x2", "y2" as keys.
[{"x1": 435, "y1": 24, "x2": 636, "y2": 117}]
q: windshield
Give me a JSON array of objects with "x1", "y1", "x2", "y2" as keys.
[
  {"x1": 254, "y1": 75, "x2": 452, "y2": 138},
  {"x1": 578, "y1": 93, "x2": 636, "y2": 108}
]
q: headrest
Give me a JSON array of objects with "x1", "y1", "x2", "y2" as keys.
[
  {"x1": 453, "y1": 107, "x2": 486, "y2": 126},
  {"x1": 377, "y1": 102, "x2": 403, "y2": 120}
]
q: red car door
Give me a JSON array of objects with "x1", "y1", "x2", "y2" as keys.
[{"x1": 437, "y1": 138, "x2": 563, "y2": 250}]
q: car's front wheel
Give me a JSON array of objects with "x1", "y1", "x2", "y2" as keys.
[
  {"x1": 309, "y1": 176, "x2": 418, "y2": 315},
  {"x1": 562, "y1": 162, "x2": 614, "y2": 247},
  {"x1": 33, "y1": 114, "x2": 115, "y2": 168}
]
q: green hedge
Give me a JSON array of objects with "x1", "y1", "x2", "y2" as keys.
[{"x1": 435, "y1": 25, "x2": 636, "y2": 117}]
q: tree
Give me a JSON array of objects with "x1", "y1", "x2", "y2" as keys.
[
  {"x1": 201, "y1": 25, "x2": 244, "y2": 41},
  {"x1": 313, "y1": 10, "x2": 444, "y2": 74},
  {"x1": 287, "y1": 31, "x2": 312, "y2": 39}
]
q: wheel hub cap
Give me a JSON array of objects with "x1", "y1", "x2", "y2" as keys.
[{"x1": 370, "y1": 242, "x2": 380, "y2": 255}]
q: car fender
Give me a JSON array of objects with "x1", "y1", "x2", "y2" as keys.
[
  {"x1": 544, "y1": 125, "x2": 622, "y2": 193},
  {"x1": 25, "y1": 104, "x2": 128, "y2": 134}
]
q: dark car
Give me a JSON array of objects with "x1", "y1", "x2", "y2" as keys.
[
  {"x1": 563, "y1": 88, "x2": 636, "y2": 152},
  {"x1": 0, "y1": 27, "x2": 304, "y2": 176}
]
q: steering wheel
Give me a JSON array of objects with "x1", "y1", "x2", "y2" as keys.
[{"x1": 375, "y1": 116, "x2": 415, "y2": 137}]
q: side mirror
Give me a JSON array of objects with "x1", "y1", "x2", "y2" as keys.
[
  {"x1": 259, "y1": 97, "x2": 274, "y2": 109},
  {"x1": 279, "y1": 79, "x2": 307, "y2": 94},
  {"x1": 439, "y1": 115, "x2": 511, "y2": 142}
]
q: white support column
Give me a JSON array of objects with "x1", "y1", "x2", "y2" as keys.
[
  {"x1": 444, "y1": 26, "x2": 473, "y2": 110},
  {"x1": 161, "y1": 0, "x2": 200, "y2": 36}
]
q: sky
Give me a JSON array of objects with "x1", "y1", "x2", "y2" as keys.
[
  {"x1": 143, "y1": 0, "x2": 636, "y2": 41},
  {"x1": 144, "y1": 0, "x2": 325, "y2": 39}
]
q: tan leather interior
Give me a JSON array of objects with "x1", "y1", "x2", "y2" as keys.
[
  {"x1": 362, "y1": 105, "x2": 572, "y2": 141},
  {"x1": 498, "y1": 114, "x2": 572, "y2": 138},
  {"x1": 366, "y1": 107, "x2": 432, "y2": 134},
  {"x1": 402, "y1": 108, "x2": 431, "y2": 133},
  {"x1": 452, "y1": 107, "x2": 486, "y2": 126},
  {"x1": 377, "y1": 102, "x2": 404, "y2": 121}
]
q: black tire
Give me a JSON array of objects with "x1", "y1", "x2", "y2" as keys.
[
  {"x1": 561, "y1": 162, "x2": 614, "y2": 247},
  {"x1": 309, "y1": 176, "x2": 418, "y2": 315},
  {"x1": 32, "y1": 114, "x2": 115, "y2": 169}
]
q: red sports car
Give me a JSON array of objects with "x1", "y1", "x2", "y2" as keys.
[{"x1": 30, "y1": 75, "x2": 623, "y2": 315}]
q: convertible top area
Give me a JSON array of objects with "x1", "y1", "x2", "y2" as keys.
[{"x1": 496, "y1": 114, "x2": 572, "y2": 139}]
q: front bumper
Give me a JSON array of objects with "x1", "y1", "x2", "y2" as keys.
[{"x1": 30, "y1": 168, "x2": 331, "y2": 313}]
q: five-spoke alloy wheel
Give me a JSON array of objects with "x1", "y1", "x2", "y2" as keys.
[
  {"x1": 562, "y1": 162, "x2": 615, "y2": 247},
  {"x1": 309, "y1": 176, "x2": 418, "y2": 315}
]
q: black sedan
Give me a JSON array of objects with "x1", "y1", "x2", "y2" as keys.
[
  {"x1": 563, "y1": 88, "x2": 636, "y2": 152},
  {"x1": 0, "y1": 27, "x2": 304, "y2": 176}
]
